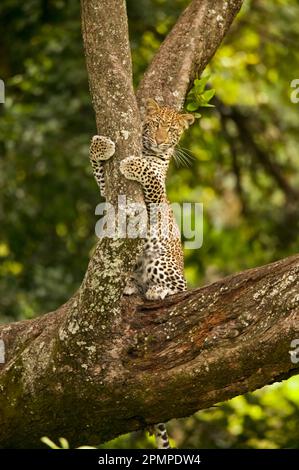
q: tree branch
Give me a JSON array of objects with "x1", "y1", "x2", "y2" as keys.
[
  {"x1": 0, "y1": 255, "x2": 298, "y2": 447},
  {"x1": 137, "y1": 0, "x2": 244, "y2": 110}
]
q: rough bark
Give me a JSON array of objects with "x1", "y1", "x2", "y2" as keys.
[
  {"x1": 0, "y1": 255, "x2": 298, "y2": 448},
  {"x1": 137, "y1": 0, "x2": 244, "y2": 112},
  {"x1": 2, "y1": 0, "x2": 296, "y2": 451},
  {"x1": 82, "y1": 0, "x2": 143, "y2": 201},
  {"x1": 79, "y1": 0, "x2": 144, "y2": 324}
]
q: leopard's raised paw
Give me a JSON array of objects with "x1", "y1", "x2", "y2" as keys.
[
  {"x1": 119, "y1": 156, "x2": 138, "y2": 180},
  {"x1": 90, "y1": 135, "x2": 115, "y2": 161}
]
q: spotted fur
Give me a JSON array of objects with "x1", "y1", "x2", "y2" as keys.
[
  {"x1": 149, "y1": 423, "x2": 171, "y2": 449},
  {"x1": 89, "y1": 99, "x2": 194, "y2": 449},
  {"x1": 119, "y1": 99, "x2": 194, "y2": 300},
  {"x1": 89, "y1": 135, "x2": 115, "y2": 197}
]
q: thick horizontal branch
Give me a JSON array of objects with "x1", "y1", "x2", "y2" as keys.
[{"x1": 1, "y1": 254, "x2": 298, "y2": 447}]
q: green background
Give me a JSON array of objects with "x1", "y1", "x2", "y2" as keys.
[{"x1": 0, "y1": 0, "x2": 299, "y2": 448}]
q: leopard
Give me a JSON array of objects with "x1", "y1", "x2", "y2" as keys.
[
  {"x1": 89, "y1": 99, "x2": 194, "y2": 300},
  {"x1": 89, "y1": 98, "x2": 194, "y2": 448}
]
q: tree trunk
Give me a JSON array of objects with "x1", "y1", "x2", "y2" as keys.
[{"x1": 3, "y1": 0, "x2": 296, "y2": 450}]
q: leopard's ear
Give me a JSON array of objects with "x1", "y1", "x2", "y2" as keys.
[
  {"x1": 180, "y1": 113, "x2": 195, "y2": 129},
  {"x1": 146, "y1": 98, "x2": 160, "y2": 116}
]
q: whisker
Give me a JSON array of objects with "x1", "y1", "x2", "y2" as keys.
[
  {"x1": 178, "y1": 145, "x2": 195, "y2": 153},
  {"x1": 176, "y1": 152, "x2": 187, "y2": 167},
  {"x1": 177, "y1": 145, "x2": 195, "y2": 160},
  {"x1": 174, "y1": 150, "x2": 188, "y2": 167},
  {"x1": 174, "y1": 148, "x2": 194, "y2": 167},
  {"x1": 173, "y1": 151, "x2": 185, "y2": 167}
]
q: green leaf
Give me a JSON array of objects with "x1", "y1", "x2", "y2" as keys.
[
  {"x1": 194, "y1": 75, "x2": 210, "y2": 93},
  {"x1": 186, "y1": 102, "x2": 199, "y2": 111},
  {"x1": 77, "y1": 446, "x2": 98, "y2": 449},
  {"x1": 198, "y1": 103, "x2": 215, "y2": 108},
  {"x1": 202, "y1": 89, "x2": 216, "y2": 102},
  {"x1": 59, "y1": 437, "x2": 70, "y2": 449},
  {"x1": 193, "y1": 79, "x2": 202, "y2": 87},
  {"x1": 41, "y1": 437, "x2": 61, "y2": 449}
]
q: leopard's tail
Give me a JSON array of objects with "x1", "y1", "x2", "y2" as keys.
[{"x1": 153, "y1": 423, "x2": 171, "y2": 449}]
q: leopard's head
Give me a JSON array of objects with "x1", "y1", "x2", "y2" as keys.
[{"x1": 142, "y1": 99, "x2": 194, "y2": 159}]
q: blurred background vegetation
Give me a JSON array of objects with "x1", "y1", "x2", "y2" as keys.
[{"x1": 0, "y1": 0, "x2": 298, "y2": 449}]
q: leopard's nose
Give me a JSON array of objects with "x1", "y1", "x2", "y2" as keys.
[{"x1": 155, "y1": 131, "x2": 167, "y2": 145}]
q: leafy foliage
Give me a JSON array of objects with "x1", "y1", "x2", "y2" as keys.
[
  {"x1": 1, "y1": 0, "x2": 299, "y2": 449},
  {"x1": 186, "y1": 76, "x2": 215, "y2": 117}
]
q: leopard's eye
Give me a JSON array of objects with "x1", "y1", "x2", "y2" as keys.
[{"x1": 150, "y1": 121, "x2": 159, "y2": 130}]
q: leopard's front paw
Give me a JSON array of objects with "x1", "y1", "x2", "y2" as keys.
[
  {"x1": 90, "y1": 135, "x2": 115, "y2": 161},
  {"x1": 119, "y1": 156, "x2": 140, "y2": 181}
]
